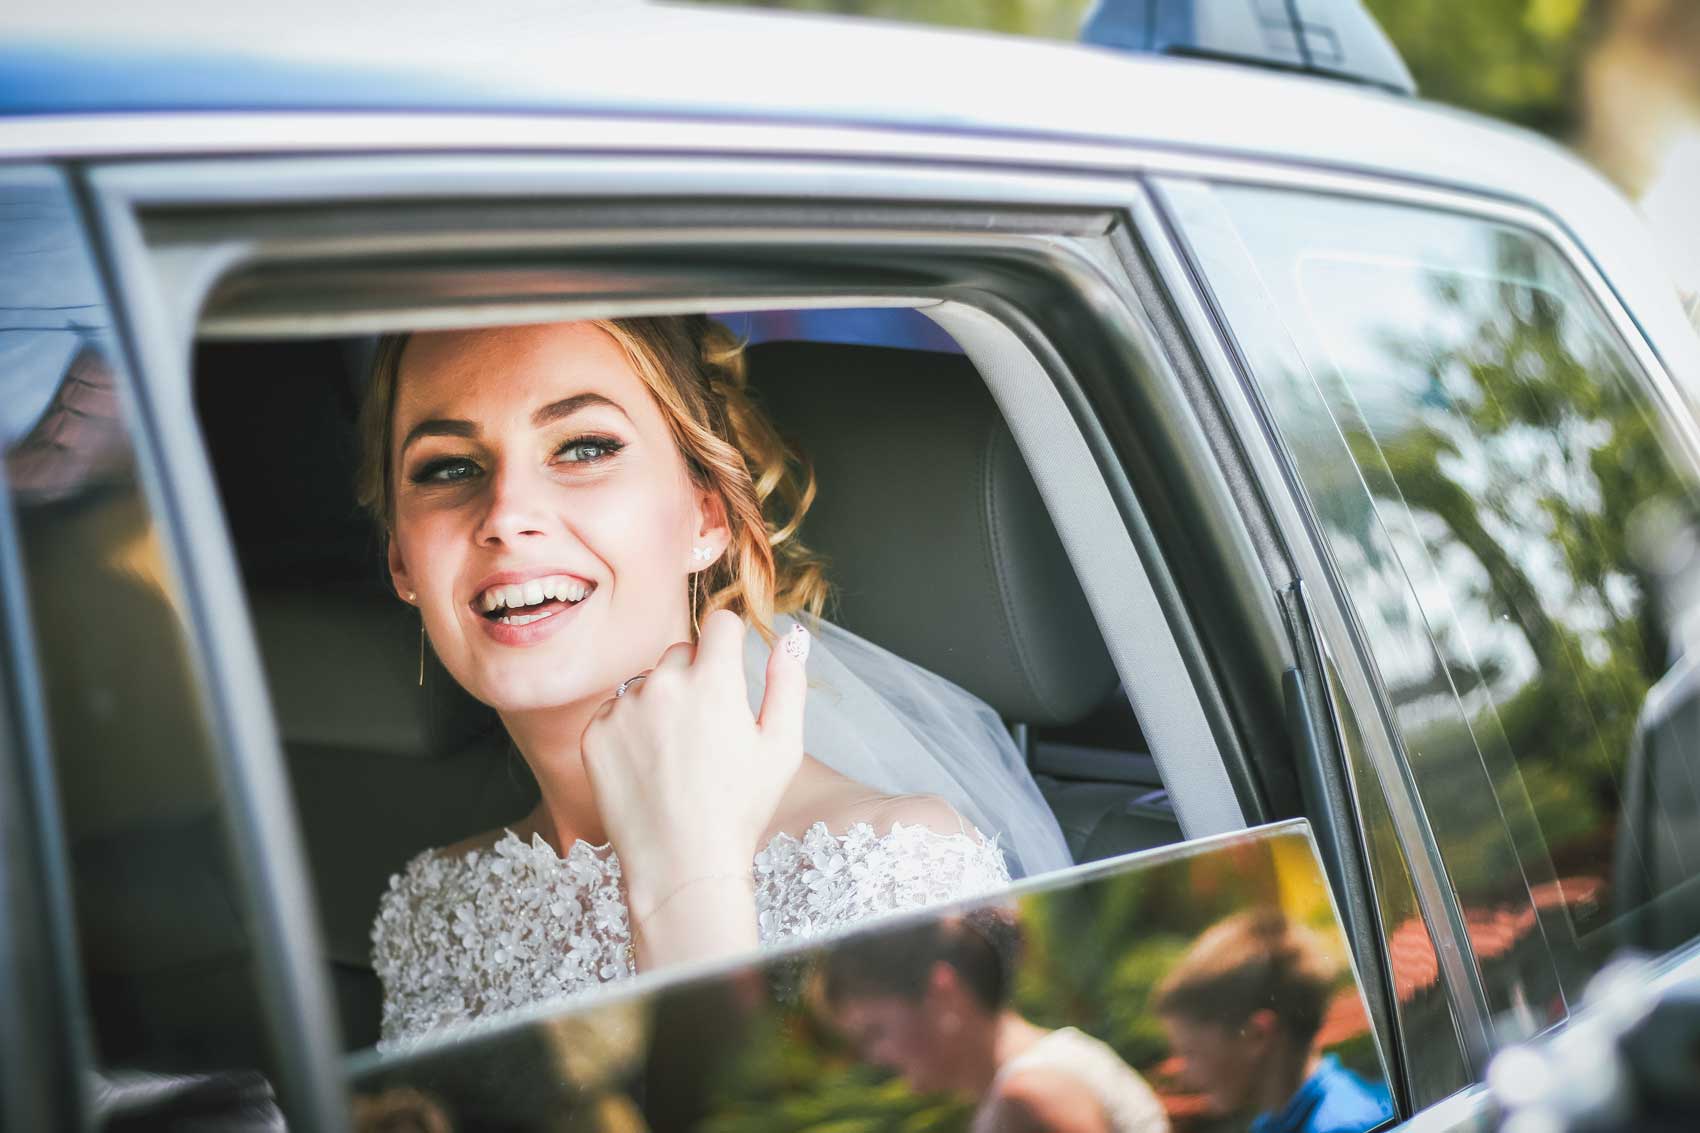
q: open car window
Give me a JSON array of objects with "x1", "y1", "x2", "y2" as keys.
[
  {"x1": 74, "y1": 156, "x2": 1293, "y2": 1122},
  {"x1": 190, "y1": 310, "x2": 1176, "y2": 1053},
  {"x1": 348, "y1": 821, "x2": 1396, "y2": 1133}
]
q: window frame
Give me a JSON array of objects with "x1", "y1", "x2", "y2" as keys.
[
  {"x1": 85, "y1": 150, "x2": 1277, "y2": 832},
  {"x1": 1142, "y1": 158, "x2": 1700, "y2": 1100},
  {"x1": 69, "y1": 147, "x2": 1361, "y2": 1092}
]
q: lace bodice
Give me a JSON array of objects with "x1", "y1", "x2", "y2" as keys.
[{"x1": 371, "y1": 820, "x2": 1010, "y2": 1047}]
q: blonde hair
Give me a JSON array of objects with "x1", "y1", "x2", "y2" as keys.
[{"x1": 356, "y1": 317, "x2": 830, "y2": 642}]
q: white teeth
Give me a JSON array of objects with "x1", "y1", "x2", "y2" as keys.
[
  {"x1": 478, "y1": 576, "x2": 594, "y2": 613},
  {"x1": 498, "y1": 609, "x2": 558, "y2": 626}
]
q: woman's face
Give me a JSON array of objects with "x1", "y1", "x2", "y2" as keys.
[
  {"x1": 833, "y1": 994, "x2": 960, "y2": 1094},
  {"x1": 386, "y1": 322, "x2": 727, "y2": 714}
]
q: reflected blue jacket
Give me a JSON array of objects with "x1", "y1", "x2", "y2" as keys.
[{"x1": 1249, "y1": 1055, "x2": 1393, "y2": 1133}]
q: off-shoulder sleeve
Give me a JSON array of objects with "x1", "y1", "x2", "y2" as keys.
[
  {"x1": 753, "y1": 819, "x2": 1013, "y2": 945},
  {"x1": 370, "y1": 850, "x2": 474, "y2": 1048}
]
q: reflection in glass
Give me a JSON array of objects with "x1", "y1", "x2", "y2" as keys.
[
  {"x1": 821, "y1": 906, "x2": 1169, "y2": 1131},
  {"x1": 1154, "y1": 912, "x2": 1389, "y2": 1133},
  {"x1": 349, "y1": 823, "x2": 1394, "y2": 1133},
  {"x1": 0, "y1": 168, "x2": 281, "y2": 1117},
  {"x1": 1167, "y1": 181, "x2": 1700, "y2": 1035}
]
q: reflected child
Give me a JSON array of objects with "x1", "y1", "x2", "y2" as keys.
[{"x1": 1153, "y1": 910, "x2": 1392, "y2": 1133}]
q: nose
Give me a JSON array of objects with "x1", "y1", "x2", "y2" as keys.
[{"x1": 473, "y1": 459, "x2": 552, "y2": 548}]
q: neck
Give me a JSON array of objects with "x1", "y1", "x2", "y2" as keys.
[
  {"x1": 1256, "y1": 1046, "x2": 1322, "y2": 1117},
  {"x1": 964, "y1": 1012, "x2": 1047, "y2": 1097},
  {"x1": 500, "y1": 697, "x2": 608, "y2": 852}
]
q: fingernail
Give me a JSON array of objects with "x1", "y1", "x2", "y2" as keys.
[{"x1": 782, "y1": 621, "x2": 810, "y2": 662}]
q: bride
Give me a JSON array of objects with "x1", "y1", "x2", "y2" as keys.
[{"x1": 362, "y1": 316, "x2": 1070, "y2": 1046}]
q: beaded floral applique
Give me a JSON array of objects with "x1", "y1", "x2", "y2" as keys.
[{"x1": 371, "y1": 820, "x2": 1010, "y2": 1048}]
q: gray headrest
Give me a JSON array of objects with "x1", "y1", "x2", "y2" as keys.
[
  {"x1": 251, "y1": 589, "x2": 498, "y2": 757},
  {"x1": 746, "y1": 342, "x2": 1116, "y2": 725}
]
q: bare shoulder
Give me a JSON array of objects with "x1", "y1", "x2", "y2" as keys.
[
  {"x1": 430, "y1": 825, "x2": 512, "y2": 861},
  {"x1": 986, "y1": 1065, "x2": 1112, "y2": 1133},
  {"x1": 862, "y1": 792, "x2": 977, "y2": 839},
  {"x1": 772, "y1": 757, "x2": 979, "y2": 842}
]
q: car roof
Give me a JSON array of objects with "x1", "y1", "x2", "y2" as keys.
[
  {"x1": 8, "y1": 1, "x2": 1695, "y2": 405},
  {"x1": 0, "y1": 1, "x2": 1521, "y2": 151},
  {"x1": 0, "y1": 3, "x2": 1602, "y2": 209}
]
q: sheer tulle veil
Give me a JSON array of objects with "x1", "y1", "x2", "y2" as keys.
[{"x1": 742, "y1": 611, "x2": 1074, "y2": 879}]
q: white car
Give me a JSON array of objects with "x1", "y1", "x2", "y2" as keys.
[{"x1": 3, "y1": 3, "x2": 1699, "y2": 1130}]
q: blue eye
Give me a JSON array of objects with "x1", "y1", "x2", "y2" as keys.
[
  {"x1": 556, "y1": 436, "x2": 624, "y2": 464},
  {"x1": 412, "y1": 457, "x2": 480, "y2": 484}
]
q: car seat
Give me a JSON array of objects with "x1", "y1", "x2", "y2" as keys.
[{"x1": 742, "y1": 341, "x2": 1180, "y2": 859}]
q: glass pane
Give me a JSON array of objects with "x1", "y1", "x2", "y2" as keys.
[
  {"x1": 350, "y1": 823, "x2": 1395, "y2": 1133},
  {"x1": 1325, "y1": 662, "x2": 1470, "y2": 1105},
  {"x1": 1169, "y1": 180, "x2": 1700, "y2": 1029},
  {"x1": 0, "y1": 166, "x2": 283, "y2": 1124}
]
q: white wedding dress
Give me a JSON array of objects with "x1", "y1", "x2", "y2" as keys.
[{"x1": 371, "y1": 817, "x2": 1010, "y2": 1047}]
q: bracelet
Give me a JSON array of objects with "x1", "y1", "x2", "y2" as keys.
[{"x1": 629, "y1": 872, "x2": 753, "y2": 930}]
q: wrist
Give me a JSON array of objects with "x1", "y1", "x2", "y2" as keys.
[
  {"x1": 628, "y1": 871, "x2": 755, "y2": 927},
  {"x1": 622, "y1": 845, "x2": 753, "y2": 903}
]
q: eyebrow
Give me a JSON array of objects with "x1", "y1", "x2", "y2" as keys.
[
  {"x1": 399, "y1": 393, "x2": 630, "y2": 456},
  {"x1": 532, "y1": 393, "x2": 629, "y2": 428}
]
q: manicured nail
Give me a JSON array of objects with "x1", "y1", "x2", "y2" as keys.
[{"x1": 782, "y1": 621, "x2": 810, "y2": 662}]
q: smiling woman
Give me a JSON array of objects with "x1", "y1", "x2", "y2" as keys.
[{"x1": 354, "y1": 317, "x2": 1068, "y2": 1047}]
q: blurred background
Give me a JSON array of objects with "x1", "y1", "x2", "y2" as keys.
[{"x1": 696, "y1": 0, "x2": 1700, "y2": 329}]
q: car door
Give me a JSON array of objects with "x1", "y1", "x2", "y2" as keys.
[
  {"x1": 48, "y1": 128, "x2": 1396, "y2": 1129},
  {"x1": 1143, "y1": 155, "x2": 1700, "y2": 1126}
]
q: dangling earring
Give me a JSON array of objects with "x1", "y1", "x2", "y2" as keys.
[
  {"x1": 690, "y1": 572, "x2": 700, "y2": 641},
  {"x1": 407, "y1": 592, "x2": 424, "y2": 687}
]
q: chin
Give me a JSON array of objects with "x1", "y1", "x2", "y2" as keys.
[{"x1": 451, "y1": 654, "x2": 611, "y2": 715}]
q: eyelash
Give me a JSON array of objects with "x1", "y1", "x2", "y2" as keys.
[{"x1": 408, "y1": 435, "x2": 625, "y2": 485}]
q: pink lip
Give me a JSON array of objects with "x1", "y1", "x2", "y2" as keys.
[
  {"x1": 476, "y1": 592, "x2": 588, "y2": 647},
  {"x1": 466, "y1": 565, "x2": 598, "y2": 648}
]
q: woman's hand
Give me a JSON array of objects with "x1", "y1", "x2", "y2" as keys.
[{"x1": 581, "y1": 608, "x2": 809, "y2": 960}]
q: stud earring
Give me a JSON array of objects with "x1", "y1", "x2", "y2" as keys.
[{"x1": 691, "y1": 546, "x2": 714, "y2": 562}]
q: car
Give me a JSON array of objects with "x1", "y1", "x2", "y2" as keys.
[{"x1": 4, "y1": 2, "x2": 1700, "y2": 1131}]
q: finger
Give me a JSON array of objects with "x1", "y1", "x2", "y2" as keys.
[
  {"x1": 652, "y1": 639, "x2": 696, "y2": 674},
  {"x1": 694, "y1": 607, "x2": 750, "y2": 699},
  {"x1": 757, "y1": 618, "x2": 809, "y2": 746}
]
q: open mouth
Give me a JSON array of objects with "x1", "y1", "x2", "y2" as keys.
[{"x1": 475, "y1": 576, "x2": 595, "y2": 626}]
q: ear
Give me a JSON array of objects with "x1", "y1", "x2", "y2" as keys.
[
  {"x1": 387, "y1": 536, "x2": 416, "y2": 604},
  {"x1": 1244, "y1": 1008, "x2": 1280, "y2": 1053},
  {"x1": 689, "y1": 484, "x2": 733, "y2": 569},
  {"x1": 924, "y1": 961, "x2": 962, "y2": 1008}
]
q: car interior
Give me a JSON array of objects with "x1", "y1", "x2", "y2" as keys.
[{"x1": 166, "y1": 312, "x2": 1186, "y2": 1053}]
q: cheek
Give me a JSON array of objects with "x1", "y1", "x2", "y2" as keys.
[
  {"x1": 392, "y1": 507, "x2": 461, "y2": 587},
  {"x1": 584, "y1": 476, "x2": 699, "y2": 587}
]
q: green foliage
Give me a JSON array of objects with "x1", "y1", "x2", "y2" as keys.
[
  {"x1": 1362, "y1": 1, "x2": 1589, "y2": 135},
  {"x1": 693, "y1": 0, "x2": 1091, "y2": 40}
]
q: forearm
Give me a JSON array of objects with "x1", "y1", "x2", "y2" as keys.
[{"x1": 628, "y1": 872, "x2": 759, "y2": 972}]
